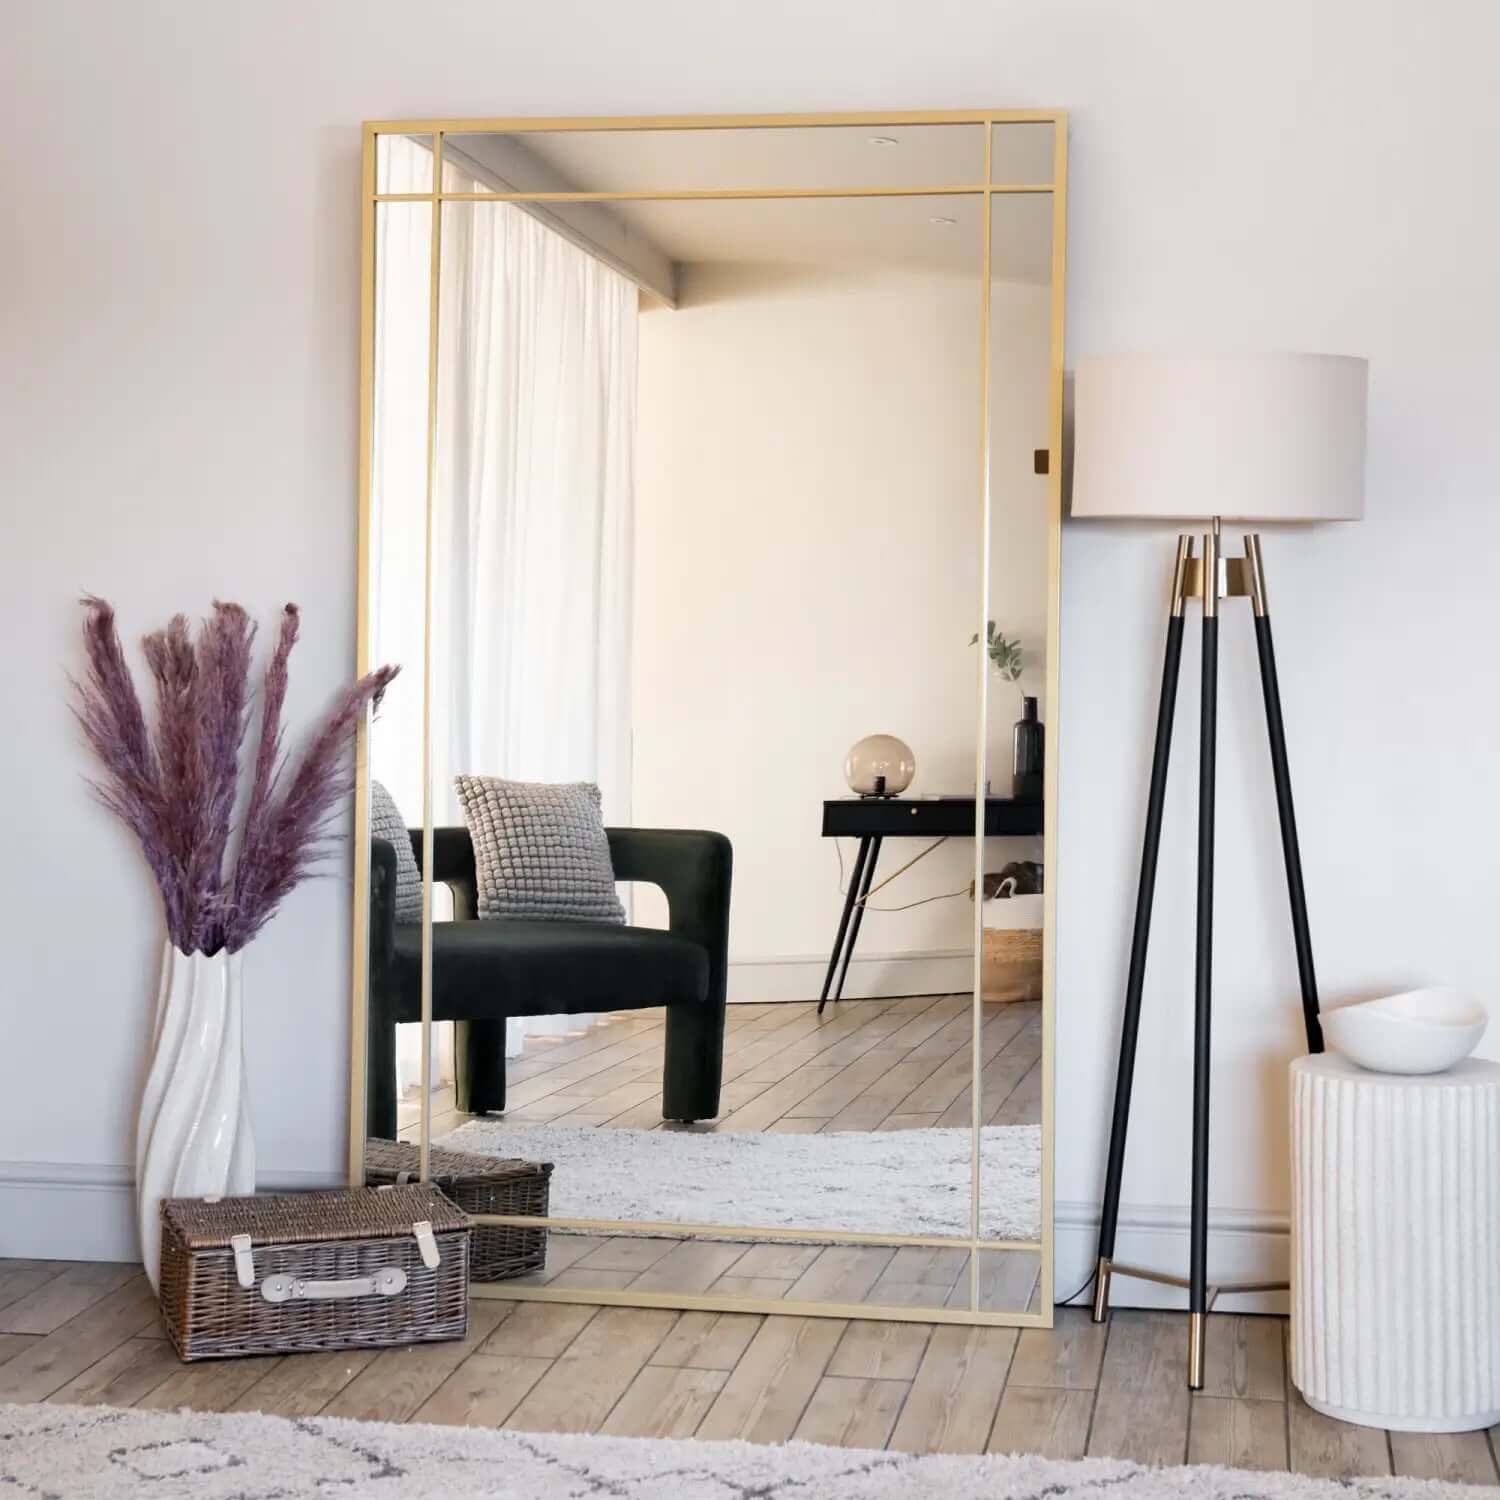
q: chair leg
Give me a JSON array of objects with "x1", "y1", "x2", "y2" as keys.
[
  {"x1": 662, "y1": 1002, "x2": 724, "y2": 1123},
  {"x1": 367, "y1": 1008, "x2": 399, "y2": 1144},
  {"x1": 455, "y1": 1019, "x2": 508, "y2": 1115}
]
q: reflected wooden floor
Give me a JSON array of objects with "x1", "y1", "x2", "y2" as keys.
[
  {"x1": 397, "y1": 993, "x2": 1042, "y2": 1140},
  {"x1": 0, "y1": 1264, "x2": 1491, "y2": 1483},
  {"x1": 389, "y1": 994, "x2": 1045, "y2": 1314}
]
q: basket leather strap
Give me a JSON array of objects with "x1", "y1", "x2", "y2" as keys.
[
  {"x1": 229, "y1": 1233, "x2": 255, "y2": 1290},
  {"x1": 413, "y1": 1220, "x2": 441, "y2": 1268}
]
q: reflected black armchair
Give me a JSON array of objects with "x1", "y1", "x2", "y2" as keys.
[{"x1": 366, "y1": 826, "x2": 731, "y2": 1141}]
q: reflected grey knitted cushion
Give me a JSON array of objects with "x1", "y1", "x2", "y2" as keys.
[
  {"x1": 371, "y1": 780, "x2": 422, "y2": 924},
  {"x1": 454, "y1": 775, "x2": 625, "y2": 924}
]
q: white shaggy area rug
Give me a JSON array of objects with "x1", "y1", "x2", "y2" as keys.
[
  {"x1": 437, "y1": 1122, "x2": 1041, "y2": 1240},
  {"x1": 0, "y1": 1402, "x2": 1478, "y2": 1498}
]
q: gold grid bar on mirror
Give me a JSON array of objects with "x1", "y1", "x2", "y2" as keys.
[
  {"x1": 1040, "y1": 119, "x2": 1069, "y2": 1315},
  {"x1": 371, "y1": 185, "x2": 1057, "y2": 203},
  {"x1": 416, "y1": 130, "x2": 444, "y2": 1187},
  {"x1": 966, "y1": 116, "x2": 995, "y2": 1316},
  {"x1": 466, "y1": 1213, "x2": 1041, "y2": 1252},
  {"x1": 350, "y1": 109, "x2": 1067, "y2": 1327},
  {"x1": 347, "y1": 127, "x2": 378, "y2": 1189}
]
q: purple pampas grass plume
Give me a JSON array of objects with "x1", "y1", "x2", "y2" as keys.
[
  {"x1": 241, "y1": 605, "x2": 298, "y2": 863},
  {"x1": 224, "y1": 605, "x2": 299, "y2": 949},
  {"x1": 223, "y1": 660, "x2": 399, "y2": 952},
  {"x1": 190, "y1": 602, "x2": 256, "y2": 953},
  {"x1": 73, "y1": 597, "x2": 185, "y2": 947},
  {"x1": 141, "y1": 613, "x2": 203, "y2": 940},
  {"x1": 75, "y1": 596, "x2": 397, "y2": 957}
]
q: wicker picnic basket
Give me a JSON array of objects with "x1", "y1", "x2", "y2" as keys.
[
  {"x1": 158, "y1": 1184, "x2": 469, "y2": 1361},
  {"x1": 981, "y1": 926, "x2": 1043, "y2": 1003},
  {"x1": 364, "y1": 1139, "x2": 553, "y2": 1283}
]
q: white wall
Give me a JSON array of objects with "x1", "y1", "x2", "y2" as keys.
[
  {"x1": 4, "y1": 0, "x2": 1497, "y2": 1273},
  {"x1": 633, "y1": 260, "x2": 1049, "y2": 1000}
]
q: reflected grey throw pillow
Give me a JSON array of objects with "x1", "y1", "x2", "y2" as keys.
[
  {"x1": 454, "y1": 774, "x2": 625, "y2": 924},
  {"x1": 371, "y1": 781, "x2": 422, "y2": 923}
]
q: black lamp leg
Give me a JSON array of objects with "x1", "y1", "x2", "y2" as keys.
[
  {"x1": 818, "y1": 836, "x2": 871, "y2": 1016},
  {"x1": 1188, "y1": 536, "x2": 1219, "y2": 1392},
  {"x1": 1092, "y1": 540, "x2": 1191, "y2": 1324},
  {"x1": 1247, "y1": 538, "x2": 1323, "y2": 1053}
]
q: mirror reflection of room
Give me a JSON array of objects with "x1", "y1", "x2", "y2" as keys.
[{"x1": 364, "y1": 131, "x2": 1050, "y2": 1284}]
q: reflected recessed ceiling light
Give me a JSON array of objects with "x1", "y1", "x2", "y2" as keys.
[
  {"x1": 929, "y1": 215, "x2": 957, "y2": 225},
  {"x1": 867, "y1": 135, "x2": 900, "y2": 146}
]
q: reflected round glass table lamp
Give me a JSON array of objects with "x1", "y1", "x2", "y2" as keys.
[{"x1": 844, "y1": 735, "x2": 915, "y2": 799}]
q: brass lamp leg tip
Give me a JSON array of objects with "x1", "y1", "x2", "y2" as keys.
[
  {"x1": 1091, "y1": 1257, "x2": 1112, "y2": 1323},
  {"x1": 1187, "y1": 1310, "x2": 1206, "y2": 1389}
]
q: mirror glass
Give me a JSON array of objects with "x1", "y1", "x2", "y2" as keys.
[
  {"x1": 359, "y1": 118, "x2": 1060, "y2": 1319},
  {"x1": 989, "y1": 122, "x2": 1056, "y2": 185},
  {"x1": 376, "y1": 132, "x2": 433, "y2": 194},
  {"x1": 977, "y1": 191, "x2": 1053, "y2": 1244},
  {"x1": 976, "y1": 1248, "x2": 1044, "y2": 1312},
  {"x1": 439, "y1": 123, "x2": 985, "y2": 195},
  {"x1": 364, "y1": 193, "x2": 432, "y2": 1169},
  {"x1": 505, "y1": 1231, "x2": 999, "y2": 1313},
  {"x1": 423, "y1": 186, "x2": 988, "y2": 1246}
]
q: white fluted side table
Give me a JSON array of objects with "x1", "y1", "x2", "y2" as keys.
[{"x1": 1290, "y1": 1053, "x2": 1500, "y2": 1432}]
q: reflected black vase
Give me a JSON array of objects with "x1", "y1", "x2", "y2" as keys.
[{"x1": 1012, "y1": 696, "x2": 1043, "y2": 801}]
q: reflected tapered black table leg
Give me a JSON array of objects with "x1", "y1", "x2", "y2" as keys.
[
  {"x1": 832, "y1": 836, "x2": 882, "y2": 1004},
  {"x1": 818, "y1": 836, "x2": 870, "y2": 1016}
]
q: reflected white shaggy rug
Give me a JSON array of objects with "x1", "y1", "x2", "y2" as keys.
[
  {"x1": 0, "y1": 1402, "x2": 1475, "y2": 1498},
  {"x1": 438, "y1": 1122, "x2": 1041, "y2": 1240}
]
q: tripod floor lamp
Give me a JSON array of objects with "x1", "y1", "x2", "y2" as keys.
[{"x1": 1070, "y1": 353, "x2": 1368, "y2": 1389}]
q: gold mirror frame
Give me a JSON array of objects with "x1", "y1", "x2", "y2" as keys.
[{"x1": 350, "y1": 110, "x2": 1067, "y2": 1328}]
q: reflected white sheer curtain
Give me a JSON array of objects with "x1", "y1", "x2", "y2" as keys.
[
  {"x1": 374, "y1": 137, "x2": 637, "y2": 1087},
  {"x1": 370, "y1": 138, "x2": 454, "y2": 1096},
  {"x1": 432, "y1": 174, "x2": 638, "y2": 1058}
]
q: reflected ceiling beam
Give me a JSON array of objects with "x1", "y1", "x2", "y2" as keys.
[{"x1": 444, "y1": 136, "x2": 678, "y2": 308}]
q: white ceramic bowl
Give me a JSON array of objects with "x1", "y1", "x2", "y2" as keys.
[{"x1": 1322, "y1": 988, "x2": 1488, "y2": 1075}]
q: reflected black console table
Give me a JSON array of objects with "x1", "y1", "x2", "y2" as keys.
[{"x1": 818, "y1": 795, "x2": 1043, "y2": 1014}]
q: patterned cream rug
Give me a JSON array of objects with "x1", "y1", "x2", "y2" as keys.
[
  {"x1": 0, "y1": 1401, "x2": 1478, "y2": 1498},
  {"x1": 437, "y1": 1122, "x2": 1042, "y2": 1240}
]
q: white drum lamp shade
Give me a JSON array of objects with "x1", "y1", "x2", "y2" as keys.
[{"x1": 1071, "y1": 353, "x2": 1368, "y2": 522}]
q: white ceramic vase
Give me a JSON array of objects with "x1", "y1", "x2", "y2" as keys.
[{"x1": 136, "y1": 942, "x2": 255, "y2": 1290}]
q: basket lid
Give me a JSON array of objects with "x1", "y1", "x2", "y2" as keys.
[
  {"x1": 160, "y1": 1184, "x2": 468, "y2": 1249},
  {"x1": 365, "y1": 1137, "x2": 553, "y2": 1186}
]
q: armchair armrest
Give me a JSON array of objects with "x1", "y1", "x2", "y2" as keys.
[
  {"x1": 369, "y1": 836, "x2": 398, "y2": 971},
  {"x1": 607, "y1": 828, "x2": 733, "y2": 1003},
  {"x1": 412, "y1": 826, "x2": 479, "y2": 920}
]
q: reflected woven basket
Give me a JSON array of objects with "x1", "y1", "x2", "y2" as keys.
[
  {"x1": 365, "y1": 1139, "x2": 552, "y2": 1283},
  {"x1": 981, "y1": 927, "x2": 1043, "y2": 1003}
]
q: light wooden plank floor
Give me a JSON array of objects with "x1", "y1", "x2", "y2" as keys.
[{"x1": 5, "y1": 1266, "x2": 1494, "y2": 1484}]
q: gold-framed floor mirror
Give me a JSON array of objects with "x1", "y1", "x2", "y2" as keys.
[{"x1": 350, "y1": 111, "x2": 1066, "y2": 1327}]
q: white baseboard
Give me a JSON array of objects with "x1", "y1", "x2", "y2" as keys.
[
  {"x1": 3, "y1": 1160, "x2": 1291, "y2": 1317},
  {"x1": 1056, "y1": 1200, "x2": 1290, "y2": 1314},
  {"x1": 728, "y1": 949, "x2": 971, "y2": 1004},
  {"x1": 0, "y1": 1161, "x2": 345, "y2": 1264}
]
